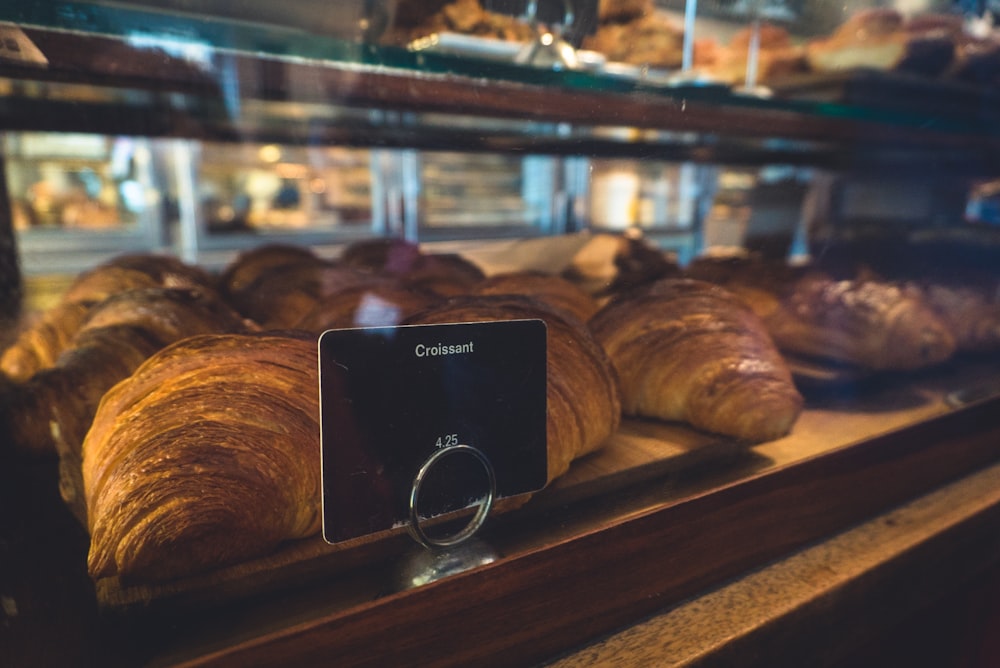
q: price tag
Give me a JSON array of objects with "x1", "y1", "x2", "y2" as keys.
[{"x1": 319, "y1": 319, "x2": 547, "y2": 545}]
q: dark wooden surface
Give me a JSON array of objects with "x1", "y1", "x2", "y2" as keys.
[
  {"x1": 3, "y1": 362, "x2": 1000, "y2": 667},
  {"x1": 546, "y1": 460, "x2": 1000, "y2": 667},
  {"x1": 159, "y1": 397, "x2": 1000, "y2": 667}
]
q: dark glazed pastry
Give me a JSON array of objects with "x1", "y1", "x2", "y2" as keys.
[{"x1": 687, "y1": 253, "x2": 956, "y2": 371}]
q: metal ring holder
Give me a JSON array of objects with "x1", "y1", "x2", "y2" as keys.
[{"x1": 408, "y1": 444, "x2": 497, "y2": 550}]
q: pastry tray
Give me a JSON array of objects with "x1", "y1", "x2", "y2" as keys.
[{"x1": 13, "y1": 351, "x2": 1000, "y2": 667}]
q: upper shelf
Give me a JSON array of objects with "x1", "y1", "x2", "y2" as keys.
[{"x1": 2, "y1": 1, "x2": 1000, "y2": 174}]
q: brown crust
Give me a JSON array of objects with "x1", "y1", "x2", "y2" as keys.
[
  {"x1": 220, "y1": 243, "x2": 320, "y2": 300},
  {"x1": 3, "y1": 254, "x2": 219, "y2": 385},
  {"x1": 590, "y1": 279, "x2": 802, "y2": 442},
  {"x1": 474, "y1": 271, "x2": 600, "y2": 323},
  {"x1": 82, "y1": 333, "x2": 321, "y2": 581},
  {"x1": 295, "y1": 280, "x2": 441, "y2": 332}
]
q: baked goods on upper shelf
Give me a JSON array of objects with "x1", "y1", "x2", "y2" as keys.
[
  {"x1": 805, "y1": 8, "x2": 957, "y2": 77},
  {"x1": 590, "y1": 278, "x2": 802, "y2": 442},
  {"x1": 583, "y1": 11, "x2": 685, "y2": 70},
  {"x1": 382, "y1": 0, "x2": 540, "y2": 47},
  {"x1": 696, "y1": 23, "x2": 808, "y2": 86}
]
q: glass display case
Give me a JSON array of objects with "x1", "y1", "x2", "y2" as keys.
[{"x1": 3, "y1": 1, "x2": 1000, "y2": 666}]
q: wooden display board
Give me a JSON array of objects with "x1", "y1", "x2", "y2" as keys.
[{"x1": 60, "y1": 355, "x2": 1000, "y2": 668}]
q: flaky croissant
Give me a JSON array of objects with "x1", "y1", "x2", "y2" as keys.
[
  {"x1": 2, "y1": 253, "x2": 215, "y2": 382},
  {"x1": 405, "y1": 294, "x2": 621, "y2": 482},
  {"x1": 7, "y1": 288, "x2": 250, "y2": 459},
  {"x1": 590, "y1": 279, "x2": 802, "y2": 442},
  {"x1": 83, "y1": 333, "x2": 321, "y2": 581}
]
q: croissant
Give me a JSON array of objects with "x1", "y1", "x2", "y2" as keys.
[
  {"x1": 405, "y1": 294, "x2": 621, "y2": 482},
  {"x1": 294, "y1": 280, "x2": 441, "y2": 332},
  {"x1": 83, "y1": 333, "x2": 321, "y2": 581},
  {"x1": 340, "y1": 238, "x2": 484, "y2": 295},
  {"x1": 7, "y1": 288, "x2": 251, "y2": 460},
  {"x1": 474, "y1": 272, "x2": 600, "y2": 323},
  {"x1": 399, "y1": 253, "x2": 485, "y2": 296},
  {"x1": 228, "y1": 258, "x2": 375, "y2": 329},
  {"x1": 339, "y1": 237, "x2": 422, "y2": 273},
  {"x1": 563, "y1": 234, "x2": 679, "y2": 298},
  {"x1": 1, "y1": 301, "x2": 91, "y2": 382},
  {"x1": 915, "y1": 282, "x2": 1000, "y2": 353},
  {"x1": 590, "y1": 279, "x2": 802, "y2": 442},
  {"x1": 219, "y1": 243, "x2": 320, "y2": 302},
  {"x1": 2, "y1": 253, "x2": 215, "y2": 382}
]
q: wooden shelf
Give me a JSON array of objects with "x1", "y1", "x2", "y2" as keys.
[
  {"x1": 1, "y1": 25, "x2": 1000, "y2": 173},
  {"x1": 4, "y1": 356, "x2": 1000, "y2": 667}
]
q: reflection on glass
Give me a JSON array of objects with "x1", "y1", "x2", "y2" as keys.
[
  {"x1": 197, "y1": 144, "x2": 372, "y2": 235},
  {"x1": 5, "y1": 133, "x2": 149, "y2": 232}
]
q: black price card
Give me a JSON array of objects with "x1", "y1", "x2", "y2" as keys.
[{"x1": 318, "y1": 319, "x2": 548, "y2": 544}]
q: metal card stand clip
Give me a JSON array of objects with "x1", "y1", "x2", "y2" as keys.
[{"x1": 395, "y1": 444, "x2": 500, "y2": 590}]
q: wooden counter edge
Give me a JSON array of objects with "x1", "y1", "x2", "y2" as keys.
[{"x1": 543, "y1": 460, "x2": 1000, "y2": 667}]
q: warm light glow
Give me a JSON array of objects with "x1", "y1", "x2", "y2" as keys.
[{"x1": 257, "y1": 144, "x2": 282, "y2": 163}]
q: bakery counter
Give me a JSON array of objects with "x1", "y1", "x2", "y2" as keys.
[
  {"x1": 545, "y1": 457, "x2": 1000, "y2": 667},
  {"x1": 3, "y1": 351, "x2": 1000, "y2": 667}
]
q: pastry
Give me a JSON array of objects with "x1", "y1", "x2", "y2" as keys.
[
  {"x1": 228, "y1": 257, "x2": 375, "y2": 329},
  {"x1": 590, "y1": 278, "x2": 802, "y2": 442},
  {"x1": 340, "y1": 238, "x2": 484, "y2": 295},
  {"x1": 1, "y1": 301, "x2": 91, "y2": 382},
  {"x1": 405, "y1": 294, "x2": 621, "y2": 482},
  {"x1": 583, "y1": 12, "x2": 684, "y2": 69},
  {"x1": 687, "y1": 253, "x2": 956, "y2": 371},
  {"x1": 596, "y1": 0, "x2": 652, "y2": 24},
  {"x1": 83, "y1": 332, "x2": 320, "y2": 581},
  {"x1": 220, "y1": 243, "x2": 320, "y2": 301},
  {"x1": 2, "y1": 253, "x2": 216, "y2": 382},
  {"x1": 806, "y1": 8, "x2": 955, "y2": 77},
  {"x1": 563, "y1": 233, "x2": 680, "y2": 298},
  {"x1": 704, "y1": 23, "x2": 808, "y2": 85},
  {"x1": 474, "y1": 271, "x2": 600, "y2": 323},
  {"x1": 6, "y1": 287, "x2": 251, "y2": 461},
  {"x1": 295, "y1": 280, "x2": 441, "y2": 331}
]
